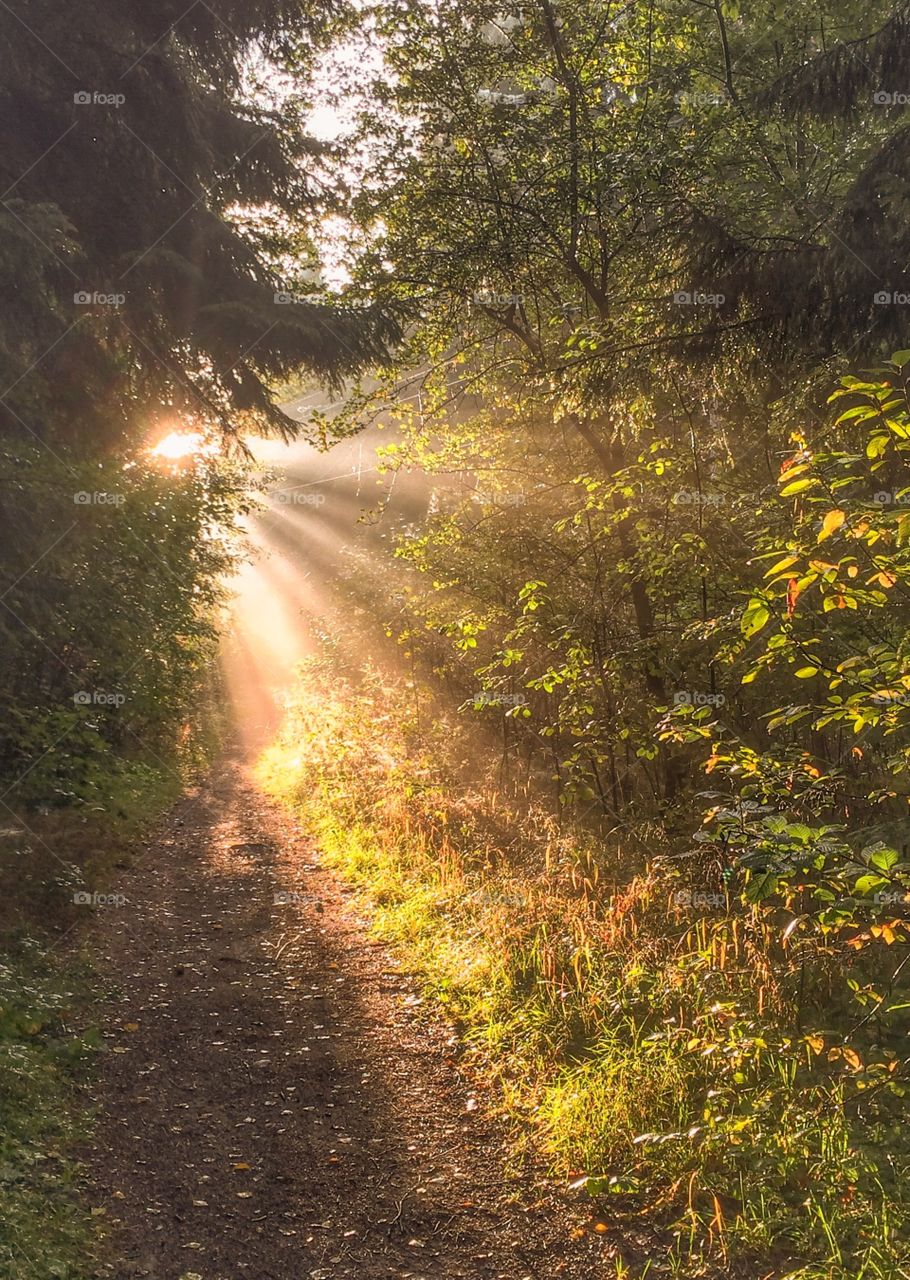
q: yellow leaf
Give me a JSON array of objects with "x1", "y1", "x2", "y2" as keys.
[
  {"x1": 818, "y1": 509, "x2": 846, "y2": 542},
  {"x1": 872, "y1": 922, "x2": 899, "y2": 944}
]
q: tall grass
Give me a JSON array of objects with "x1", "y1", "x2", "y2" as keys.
[
  {"x1": 260, "y1": 654, "x2": 910, "y2": 1277},
  {"x1": 0, "y1": 688, "x2": 224, "y2": 1279},
  {"x1": 0, "y1": 943, "x2": 98, "y2": 1279}
]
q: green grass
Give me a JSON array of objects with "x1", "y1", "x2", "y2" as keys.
[
  {"x1": 260, "y1": 656, "x2": 910, "y2": 1279},
  {"x1": 0, "y1": 716, "x2": 222, "y2": 1280},
  {"x1": 0, "y1": 942, "x2": 99, "y2": 1280}
]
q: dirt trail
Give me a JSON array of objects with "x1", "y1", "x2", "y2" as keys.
[{"x1": 85, "y1": 756, "x2": 614, "y2": 1279}]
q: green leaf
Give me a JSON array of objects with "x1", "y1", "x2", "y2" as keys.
[
  {"x1": 746, "y1": 871, "x2": 779, "y2": 902},
  {"x1": 869, "y1": 846, "x2": 901, "y2": 872},
  {"x1": 741, "y1": 602, "x2": 770, "y2": 637},
  {"x1": 854, "y1": 873, "x2": 888, "y2": 896},
  {"x1": 763, "y1": 555, "x2": 799, "y2": 579},
  {"x1": 780, "y1": 476, "x2": 818, "y2": 496}
]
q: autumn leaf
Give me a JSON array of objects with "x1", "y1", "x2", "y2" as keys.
[
  {"x1": 871, "y1": 923, "x2": 900, "y2": 944},
  {"x1": 818, "y1": 509, "x2": 846, "y2": 542}
]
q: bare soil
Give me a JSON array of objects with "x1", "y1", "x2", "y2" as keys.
[{"x1": 83, "y1": 755, "x2": 636, "y2": 1279}]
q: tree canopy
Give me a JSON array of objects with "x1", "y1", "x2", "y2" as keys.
[{"x1": 0, "y1": 0, "x2": 399, "y2": 450}]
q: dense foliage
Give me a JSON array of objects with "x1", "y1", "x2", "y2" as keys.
[
  {"x1": 257, "y1": 2, "x2": 910, "y2": 1273},
  {"x1": 0, "y1": 0, "x2": 398, "y2": 449},
  {"x1": 0, "y1": 7, "x2": 393, "y2": 1272},
  {"x1": 0, "y1": 0, "x2": 396, "y2": 805}
]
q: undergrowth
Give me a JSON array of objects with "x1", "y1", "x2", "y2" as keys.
[
  {"x1": 0, "y1": 690, "x2": 224, "y2": 1279},
  {"x1": 0, "y1": 942, "x2": 98, "y2": 1280},
  {"x1": 260, "y1": 653, "x2": 910, "y2": 1279}
]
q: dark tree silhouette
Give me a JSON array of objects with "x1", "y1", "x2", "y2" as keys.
[{"x1": 0, "y1": 0, "x2": 398, "y2": 448}]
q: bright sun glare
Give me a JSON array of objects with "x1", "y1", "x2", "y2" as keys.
[{"x1": 150, "y1": 430, "x2": 217, "y2": 461}]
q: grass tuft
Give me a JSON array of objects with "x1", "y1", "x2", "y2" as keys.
[{"x1": 260, "y1": 654, "x2": 910, "y2": 1278}]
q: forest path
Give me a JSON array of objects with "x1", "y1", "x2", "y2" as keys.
[{"x1": 84, "y1": 754, "x2": 612, "y2": 1279}]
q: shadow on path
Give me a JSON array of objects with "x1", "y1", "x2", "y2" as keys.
[{"x1": 84, "y1": 755, "x2": 611, "y2": 1279}]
